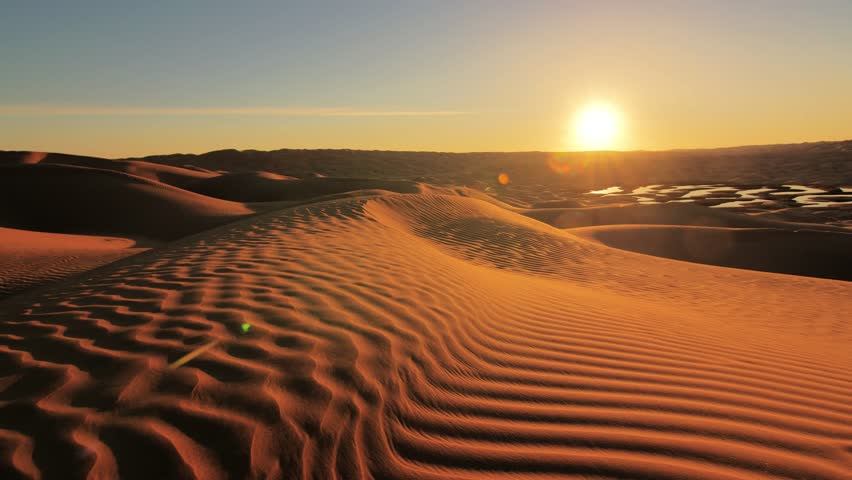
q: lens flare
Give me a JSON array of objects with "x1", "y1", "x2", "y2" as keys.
[
  {"x1": 547, "y1": 157, "x2": 572, "y2": 175},
  {"x1": 497, "y1": 173, "x2": 510, "y2": 185}
]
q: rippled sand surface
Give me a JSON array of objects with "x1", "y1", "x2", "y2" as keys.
[{"x1": 1, "y1": 192, "x2": 850, "y2": 479}]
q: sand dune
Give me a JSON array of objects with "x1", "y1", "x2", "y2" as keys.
[
  {"x1": 0, "y1": 164, "x2": 251, "y2": 241},
  {"x1": 0, "y1": 192, "x2": 849, "y2": 479},
  {"x1": 0, "y1": 157, "x2": 512, "y2": 296},
  {"x1": 0, "y1": 227, "x2": 144, "y2": 299},
  {"x1": 524, "y1": 201, "x2": 850, "y2": 232},
  {"x1": 574, "y1": 224, "x2": 852, "y2": 280},
  {"x1": 0, "y1": 151, "x2": 216, "y2": 188}
]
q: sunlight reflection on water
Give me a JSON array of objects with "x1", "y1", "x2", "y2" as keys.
[{"x1": 585, "y1": 184, "x2": 852, "y2": 209}]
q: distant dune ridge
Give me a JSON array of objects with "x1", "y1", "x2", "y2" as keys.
[
  {"x1": 0, "y1": 143, "x2": 850, "y2": 479},
  {"x1": 125, "y1": 140, "x2": 852, "y2": 186}
]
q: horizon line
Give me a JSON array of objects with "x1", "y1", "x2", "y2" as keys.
[{"x1": 2, "y1": 138, "x2": 850, "y2": 161}]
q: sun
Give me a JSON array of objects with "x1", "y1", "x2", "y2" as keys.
[{"x1": 571, "y1": 103, "x2": 621, "y2": 151}]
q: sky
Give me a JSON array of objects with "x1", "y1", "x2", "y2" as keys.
[{"x1": 2, "y1": 0, "x2": 851, "y2": 158}]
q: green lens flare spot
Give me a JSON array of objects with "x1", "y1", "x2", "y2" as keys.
[{"x1": 241, "y1": 323, "x2": 251, "y2": 333}]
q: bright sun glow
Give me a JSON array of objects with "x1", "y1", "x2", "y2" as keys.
[{"x1": 572, "y1": 103, "x2": 621, "y2": 151}]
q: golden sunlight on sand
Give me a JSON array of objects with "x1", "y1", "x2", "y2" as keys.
[{"x1": 0, "y1": 146, "x2": 849, "y2": 479}]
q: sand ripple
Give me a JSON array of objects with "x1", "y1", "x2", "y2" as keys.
[{"x1": 0, "y1": 194, "x2": 849, "y2": 479}]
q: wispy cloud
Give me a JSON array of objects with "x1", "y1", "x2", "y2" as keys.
[{"x1": 0, "y1": 105, "x2": 466, "y2": 117}]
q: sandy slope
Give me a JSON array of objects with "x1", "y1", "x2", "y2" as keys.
[
  {"x1": 0, "y1": 193, "x2": 849, "y2": 479},
  {"x1": 523, "y1": 202, "x2": 850, "y2": 232},
  {"x1": 0, "y1": 156, "x2": 505, "y2": 297},
  {"x1": 0, "y1": 164, "x2": 252, "y2": 241},
  {"x1": 0, "y1": 151, "x2": 217, "y2": 188},
  {"x1": 0, "y1": 161, "x2": 256, "y2": 299},
  {"x1": 573, "y1": 225, "x2": 852, "y2": 281},
  {"x1": 0, "y1": 228, "x2": 145, "y2": 299}
]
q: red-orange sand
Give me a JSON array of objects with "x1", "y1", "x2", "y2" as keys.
[
  {"x1": 0, "y1": 150, "x2": 850, "y2": 479},
  {"x1": 0, "y1": 228, "x2": 145, "y2": 299}
]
